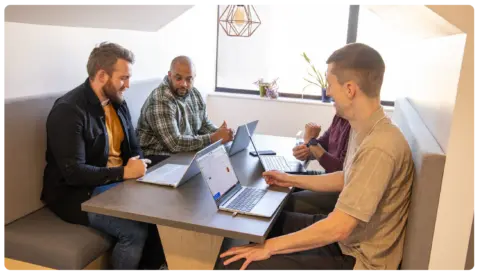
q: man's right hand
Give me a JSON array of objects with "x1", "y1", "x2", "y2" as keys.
[
  {"x1": 124, "y1": 156, "x2": 150, "y2": 179},
  {"x1": 292, "y1": 144, "x2": 311, "y2": 161},
  {"x1": 263, "y1": 170, "x2": 295, "y2": 188},
  {"x1": 211, "y1": 122, "x2": 234, "y2": 144}
]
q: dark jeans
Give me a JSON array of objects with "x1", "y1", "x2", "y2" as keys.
[
  {"x1": 88, "y1": 212, "x2": 148, "y2": 269},
  {"x1": 217, "y1": 212, "x2": 355, "y2": 270},
  {"x1": 88, "y1": 187, "x2": 166, "y2": 269},
  {"x1": 138, "y1": 224, "x2": 167, "y2": 269},
  {"x1": 285, "y1": 190, "x2": 340, "y2": 215},
  {"x1": 145, "y1": 155, "x2": 170, "y2": 169},
  {"x1": 287, "y1": 170, "x2": 340, "y2": 215}
]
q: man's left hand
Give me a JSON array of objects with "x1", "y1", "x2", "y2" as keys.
[{"x1": 220, "y1": 243, "x2": 272, "y2": 270}]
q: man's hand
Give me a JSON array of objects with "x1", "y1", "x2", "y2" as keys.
[
  {"x1": 263, "y1": 170, "x2": 295, "y2": 188},
  {"x1": 220, "y1": 243, "x2": 272, "y2": 270},
  {"x1": 211, "y1": 121, "x2": 234, "y2": 144},
  {"x1": 292, "y1": 144, "x2": 311, "y2": 161},
  {"x1": 304, "y1": 122, "x2": 321, "y2": 143},
  {"x1": 123, "y1": 156, "x2": 151, "y2": 179}
]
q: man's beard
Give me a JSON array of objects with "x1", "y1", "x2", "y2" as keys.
[
  {"x1": 103, "y1": 80, "x2": 124, "y2": 104},
  {"x1": 168, "y1": 78, "x2": 189, "y2": 97},
  {"x1": 174, "y1": 87, "x2": 188, "y2": 96}
]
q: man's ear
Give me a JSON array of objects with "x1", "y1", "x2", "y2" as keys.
[
  {"x1": 97, "y1": 70, "x2": 109, "y2": 84},
  {"x1": 345, "y1": 81, "x2": 357, "y2": 100}
]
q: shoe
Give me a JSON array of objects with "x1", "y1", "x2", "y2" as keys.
[{"x1": 157, "y1": 264, "x2": 168, "y2": 272}]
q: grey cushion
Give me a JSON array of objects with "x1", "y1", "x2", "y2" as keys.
[
  {"x1": 5, "y1": 207, "x2": 113, "y2": 269},
  {"x1": 392, "y1": 98, "x2": 446, "y2": 270},
  {"x1": 5, "y1": 94, "x2": 62, "y2": 224},
  {"x1": 123, "y1": 78, "x2": 161, "y2": 130}
]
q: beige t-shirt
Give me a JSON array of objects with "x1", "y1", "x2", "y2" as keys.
[{"x1": 336, "y1": 107, "x2": 414, "y2": 270}]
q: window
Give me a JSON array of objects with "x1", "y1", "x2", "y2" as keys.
[
  {"x1": 356, "y1": 6, "x2": 417, "y2": 103},
  {"x1": 216, "y1": 5, "x2": 350, "y2": 99},
  {"x1": 215, "y1": 5, "x2": 395, "y2": 106}
]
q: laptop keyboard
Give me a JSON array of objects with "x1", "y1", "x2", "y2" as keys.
[
  {"x1": 226, "y1": 187, "x2": 267, "y2": 212},
  {"x1": 262, "y1": 156, "x2": 291, "y2": 171}
]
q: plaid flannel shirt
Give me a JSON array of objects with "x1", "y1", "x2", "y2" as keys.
[{"x1": 137, "y1": 76, "x2": 218, "y2": 156}]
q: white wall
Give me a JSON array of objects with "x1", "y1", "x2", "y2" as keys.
[
  {"x1": 5, "y1": 22, "x2": 163, "y2": 99},
  {"x1": 4, "y1": 5, "x2": 217, "y2": 100},
  {"x1": 207, "y1": 93, "x2": 393, "y2": 138},
  {"x1": 381, "y1": 34, "x2": 466, "y2": 153},
  {"x1": 153, "y1": 5, "x2": 218, "y2": 99},
  {"x1": 425, "y1": 5, "x2": 474, "y2": 270}
]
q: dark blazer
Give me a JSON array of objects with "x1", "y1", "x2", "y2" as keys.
[{"x1": 41, "y1": 78, "x2": 143, "y2": 225}]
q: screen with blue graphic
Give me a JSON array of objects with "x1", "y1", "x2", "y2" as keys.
[{"x1": 196, "y1": 146, "x2": 238, "y2": 201}]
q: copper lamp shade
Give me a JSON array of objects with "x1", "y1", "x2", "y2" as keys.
[{"x1": 219, "y1": 5, "x2": 261, "y2": 37}]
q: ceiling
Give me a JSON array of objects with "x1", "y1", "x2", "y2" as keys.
[
  {"x1": 5, "y1": 5, "x2": 193, "y2": 32},
  {"x1": 365, "y1": 5, "x2": 463, "y2": 40}
]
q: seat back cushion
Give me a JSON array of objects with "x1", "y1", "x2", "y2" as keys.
[
  {"x1": 5, "y1": 94, "x2": 62, "y2": 224},
  {"x1": 392, "y1": 98, "x2": 446, "y2": 269}
]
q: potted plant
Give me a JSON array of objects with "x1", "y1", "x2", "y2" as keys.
[
  {"x1": 253, "y1": 78, "x2": 279, "y2": 99},
  {"x1": 301, "y1": 52, "x2": 331, "y2": 103}
]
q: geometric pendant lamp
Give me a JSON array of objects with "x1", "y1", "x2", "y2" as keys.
[{"x1": 218, "y1": 5, "x2": 261, "y2": 37}]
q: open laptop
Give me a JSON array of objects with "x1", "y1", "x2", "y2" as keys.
[
  {"x1": 224, "y1": 120, "x2": 259, "y2": 156},
  {"x1": 246, "y1": 127, "x2": 306, "y2": 173},
  {"x1": 195, "y1": 144, "x2": 288, "y2": 218},
  {"x1": 137, "y1": 140, "x2": 223, "y2": 188}
]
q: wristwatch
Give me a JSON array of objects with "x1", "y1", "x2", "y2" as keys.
[{"x1": 306, "y1": 137, "x2": 319, "y2": 148}]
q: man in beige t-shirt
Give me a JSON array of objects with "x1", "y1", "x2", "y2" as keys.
[{"x1": 218, "y1": 43, "x2": 414, "y2": 270}]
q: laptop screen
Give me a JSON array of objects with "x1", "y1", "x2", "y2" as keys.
[
  {"x1": 196, "y1": 145, "x2": 238, "y2": 201},
  {"x1": 246, "y1": 129, "x2": 267, "y2": 170}
]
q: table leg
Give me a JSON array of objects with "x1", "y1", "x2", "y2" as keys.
[{"x1": 157, "y1": 225, "x2": 224, "y2": 270}]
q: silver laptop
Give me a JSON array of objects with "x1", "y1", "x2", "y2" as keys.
[
  {"x1": 137, "y1": 140, "x2": 223, "y2": 188},
  {"x1": 224, "y1": 120, "x2": 259, "y2": 156},
  {"x1": 246, "y1": 127, "x2": 305, "y2": 173},
  {"x1": 196, "y1": 144, "x2": 288, "y2": 218}
]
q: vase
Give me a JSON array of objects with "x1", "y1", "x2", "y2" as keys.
[
  {"x1": 259, "y1": 85, "x2": 267, "y2": 97},
  {"x1": 321, "y1": 87, "x2": 331, "y2": 103}
]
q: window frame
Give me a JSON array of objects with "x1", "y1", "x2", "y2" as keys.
[{"x1": 214, "y1": 5, "x2": 394, "y2": 107}]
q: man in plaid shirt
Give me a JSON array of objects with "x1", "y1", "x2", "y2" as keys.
[{"x1": 137, "y1": 56, "x2": 234, "y2": 166}]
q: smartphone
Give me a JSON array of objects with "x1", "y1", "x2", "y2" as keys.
[{"x1": 249, "y1": 150, "x2": 277, "y2": 157}]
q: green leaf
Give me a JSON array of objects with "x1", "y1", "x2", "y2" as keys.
[
  {"x1": 301, "y1": 52, "x2": 311, "y2": 63},
  {"x1": 303, "y1": 77, "x2": 322, "y2": 88},
  {"x1": 302, "y1": 83, "x2": 313, "y2": 91},
  {"x1": 302, "y1": 52, "x2": 328, "y2": 88},
  {"x1": 308, "y1": 71, "x2": 318, "y2": 80}
]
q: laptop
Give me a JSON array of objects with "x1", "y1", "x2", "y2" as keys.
[
  {"x1": 224, "y1": 120, "x2": 259, "y2": 156},
  {"x1": 195, "y1": 144, "x2": 288, "y2": 218},
  {"x1": 246, "y1": 127, "x2": 306, "y2": 173},
  {"x1": 137, "y1": 140, "x2": 223, "y2": 188}
]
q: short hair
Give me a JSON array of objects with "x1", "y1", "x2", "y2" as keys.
[
  {"x1": 170, "y1": 56, "x2": 194, "y2": 71},
  {"x1": 86, "y1": 42, "x2": 135, "y2": 80},
  {"x1": 326, "y1": 43, "x2": 385, "y2": 98}
]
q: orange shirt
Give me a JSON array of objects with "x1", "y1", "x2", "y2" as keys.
[{"x1": 103, "y1": 103, "x2": 124, "y2": 168}]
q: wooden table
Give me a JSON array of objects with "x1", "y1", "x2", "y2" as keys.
[{"x1": 82, "y1": 134, "x2": 301, "y2": 269}]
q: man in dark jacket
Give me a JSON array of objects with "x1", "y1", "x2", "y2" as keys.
[{"x1": 41, "y1": 42, "x2": 153, "y2": 269}]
